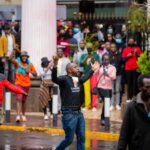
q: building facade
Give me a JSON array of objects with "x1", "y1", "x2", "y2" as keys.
[{"x1": 0, "y1": 0, "x2": 130, "y2": 22}]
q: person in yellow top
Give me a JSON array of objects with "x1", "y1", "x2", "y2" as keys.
[
  {"x1": 0, "y1": 31, "x2": 3, "y2": 57},
  {"x1": 1, "y1": 25, "x2": 16, "y2": 82},
  {"x1": 0, "y1": 29, "x2": 4, "y2": 74},
  {"x1": 11, "y1": 51, "x2": 37, "y2": 122}
]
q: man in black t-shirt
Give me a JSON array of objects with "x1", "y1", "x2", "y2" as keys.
[{"x1": 52, "y1": 56, "x2": 99, "y2": 150}]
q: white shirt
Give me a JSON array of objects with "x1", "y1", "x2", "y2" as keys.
[
  {"x1": 97, "y1": 30, "x2": 104, "y2": 42},
  {"x1": 39, "y1": 67, "x2": 52, "y2": 80},
  {"x1": 73, "y1": 31, "x2": 84, "y2": 44},
  {"x1": 6, "y1": 34, "x2": 13, "y2": 57},
  {"x1": 73, "y1": 48, "x2": 87, "y2": 72},
  {"x1": 57, "y1": 57, "x2": 70, "y2": 76},
  {"x1": 73, "y1": 48, "x2": 87, "y2": 64}
]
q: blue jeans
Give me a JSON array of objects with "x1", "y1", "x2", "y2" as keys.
[{"x1": 56, "y1": 110, "x2": 85, "y2": 150}]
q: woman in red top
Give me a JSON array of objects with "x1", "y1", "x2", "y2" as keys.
[{"x1": 122, "y1": 38, "x2": 142, "y2": 101}]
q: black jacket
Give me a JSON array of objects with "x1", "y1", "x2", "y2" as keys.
[
  {"x1": 52, "y1": 67, "x2": 93, "y2": 110},
  {"x1": 109, "y1": 51, "x2": 122, "y2": 75},
  {"x1": 118, "y1": 94, "x2": 150, "y2": 150}
]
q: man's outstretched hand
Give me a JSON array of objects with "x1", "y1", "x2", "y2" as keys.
[
  {"x1": 91, "y1": 61, "x2": 100, "y2": 71},
  {"x1": 53, "y1": 56, "x2": 59, "y2": 67}
]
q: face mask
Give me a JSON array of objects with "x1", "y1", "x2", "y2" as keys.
[
  {"x1": 107, "y1": 28, "x2": 113, "y2": 33},
  {"x1": 128, "y1": 43, "x2": 135, "y2": 47},
  {"x1": 73, "y1": 28, "x2": 80, "y2": 33},
  {"x1": 87, "y1": 48, "x2": 92, "y2": 53},
  {"x1": 68, "y1": 34, "x2": 73, "y2": 38},
  {"x1": 103, "y1": 60, "x2": 109, "y2": 66},
  {"x1": 147, "y1": 112, "x2": 150, "y2": 118},
  {"x1": 115, "y1": 39, "x2": 122, "y2": 44}
]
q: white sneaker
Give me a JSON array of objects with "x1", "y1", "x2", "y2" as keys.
[
  {"x1": 82, "y1": 107, "x2": 87, "y2": 111},
  {"x1": 22, "y1": 115, "x2": 27, "y2": 122},
  {"x1": 92, "y1": 108, "x2": 97, "y2": 112},
  {"x1": 16, "y1": 115, "x2": 21, "y2": 122},
  {"x1": 126, "y1": 100, "x2": 131, "y2": 103},
  {"x1": 110, "y1": 106, "x2": 114, "y2": 111},
  {"x1": 50, "y1": 115, "x2": 53, "y2": 119},
  {"x1": 44, "y1": 115, "x2": 49, "y2": 120},
  {"x1": 116, "y1": 105, "x2": 121, "y2": 110}
]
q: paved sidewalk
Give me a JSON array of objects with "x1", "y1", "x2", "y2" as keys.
[{"x1": 0, "y1": 105, "x2": 122, "y2": 142}]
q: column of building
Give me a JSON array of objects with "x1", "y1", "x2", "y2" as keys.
[{"x1": 21, "y1": 0, "x2": 56, "y2": 71}]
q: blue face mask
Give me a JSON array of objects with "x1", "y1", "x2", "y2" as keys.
[
  {"x1": 73, "y1": 28, "x2": 80, "y2": 33},
  {"x1": 107, "y1": 28, "x2": 113, "y2": 33},
  {"x1": 115, "y1": 39, "x2": 122, "y2": 44},
  {"x1": 147, "y1": 112, "x2": 150, "y2": 118}
]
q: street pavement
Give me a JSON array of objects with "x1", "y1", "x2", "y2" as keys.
[
  {"x1": 0, "y1": 130, "x2": 118, "y2": 150},
  {"x1": 0, "y1": 107, "x2": 122, "y2": 150}
]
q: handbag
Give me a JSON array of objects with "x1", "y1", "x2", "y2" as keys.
[
  {"x1": 91, "y1": 75, "x2": 101, "y2": 94},
  {"x1": 92, "y1": 87, "x2": 98, "y2": 94}
]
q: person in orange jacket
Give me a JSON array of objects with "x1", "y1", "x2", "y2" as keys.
[
  {"x1": 10, "y1": 51, "x2": 37, "y2": 122},
  {"x1": 0, "y1": 73, "x2": 27, "y2": 124}
]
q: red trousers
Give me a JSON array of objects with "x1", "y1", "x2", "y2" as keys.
[{"x1": 90, "y1": 74, "x2": 98, "y2": 108}]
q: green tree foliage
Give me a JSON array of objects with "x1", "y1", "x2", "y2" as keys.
[
  {"x1": 127, "y1": 4, "x2": 148, "y2": 32},
  {"x1": 137, "y1": 50, "x2": 150, "y2": 74},
  {"x1": 84, "y1": 33, "x2": 99, "y2": 51}
]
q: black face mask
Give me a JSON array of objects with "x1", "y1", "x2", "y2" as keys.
[
  {"x1": 103, "y1": 60, "x2": 109, "y2": 66},
  {"x1": 80, "y1": 47, "x2": 84, "y2": 50},
  {"x1": 128, "y1": 43, "x2": 135, "y2": 47},
  {"x1": 68, "y1": 34, "x2": 73, "y2": 38},
  {"x1": 87, "y1": 48, "x2": 92, "y2": 54}
]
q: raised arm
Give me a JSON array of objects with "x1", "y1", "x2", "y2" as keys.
[
  {"x1": 42, "y1": 62, "x2": 53, "y2": 76},
  {"x1": 80, "y1": 61, "x2": 100, "y2": 83},
  {"x1": 9, "y1": 51, "x2": 18, "y2": 67},
  {"x1": 79, "y1": 69, "x2": 94, "y2": 83},
  {"x1": 52, "y1": 56, "x2": 65, "y2": 85},
  {"x1": 26, "y1": 63, "x2": 37, "y2": 77},
  {"x1": 107, "y1": 66, "x2": 116, "y2": 80},
  {"x1": 3, "y1": 80, "x2": 26, "y2": 95}
]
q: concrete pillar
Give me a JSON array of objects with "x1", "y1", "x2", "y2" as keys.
[
  {"x1": 5, "y1": 92, "x2": 11, "y2": 123},
  {"x1": 21, "y1": 0, "x2": 56, "y2": 71},
  {"x1": 104, "y1": 97, "x2": 110, "y2": 131}
]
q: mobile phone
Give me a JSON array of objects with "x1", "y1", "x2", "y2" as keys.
[
  {"x1": 131, "y1": 50, "x2": 134, "y2": 54},
  {"x1": 91, "y1": 58, "x2": 95, "y2": 64}
]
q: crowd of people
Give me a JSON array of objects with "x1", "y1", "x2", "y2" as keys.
[
  {"x1": 0, "y1": 20, "x2": 143, "y2": 122},
  {"x1": 56, "y1": 20, "x2": 142, "y2": 113},
  {"x1": 1, "y1": 19, "x2": 150, "y2": 150}
]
